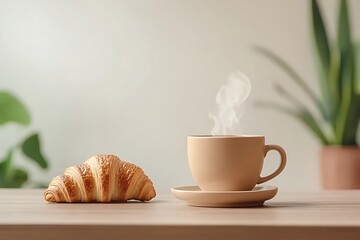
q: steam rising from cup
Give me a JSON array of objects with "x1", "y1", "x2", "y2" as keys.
[{"x1": 209, "y1": 71, "x2": 252, "y2": 135}]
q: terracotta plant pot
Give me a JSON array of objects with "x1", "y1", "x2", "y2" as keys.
[{"x1": 321, "y1": 146, "x2": 360, "y2": 189}]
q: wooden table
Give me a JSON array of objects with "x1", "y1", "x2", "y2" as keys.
[{"x1": 0, "y1": 189, "x2": 359, "y2": 240}]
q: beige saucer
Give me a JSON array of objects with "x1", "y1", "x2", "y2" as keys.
[{"x1": 171, "y1": 185, "x2": 278, "y2": 208}]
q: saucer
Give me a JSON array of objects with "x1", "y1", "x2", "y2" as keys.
[{"x1": 171, "y1": 185, "x2": 278, "y2": 208}]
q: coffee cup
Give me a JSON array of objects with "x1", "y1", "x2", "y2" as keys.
[{"x1": 187, "y1": 135, "x2": 286, "y2": 191}]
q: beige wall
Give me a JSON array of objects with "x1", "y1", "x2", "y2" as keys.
[{"x1": 0, "y1": 0, "x2": 359, "y2": 192}]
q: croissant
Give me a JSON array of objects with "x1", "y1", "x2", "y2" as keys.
[{"x1": 44, "y1": 154, "x2": 156, "y2": 202}]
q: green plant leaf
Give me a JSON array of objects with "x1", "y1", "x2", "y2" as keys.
[
  {"x1": 0, "y1": 91, "x2": 31, "y2": 126},
  {"x1": 254, "y1": 0, "x2": 359, "y2": 146},
  {"x1": 342, "y1": 96, "x2": 360, "y2": 145},
  {"x1": 7, "y1": 168, "x2": 28, "y2": 188},
  {"x1": 272, "y1": 84, "x2": 334, "y2": 144},
  {"x1": 328, "y1": 48, "x2": 341, "y2": 109},
  {"x1": 0, "y1": 150, "x2": 13, "y2": 185},
  {"x1": 274, "y1": 83, "x2": 308, "y2": 108},
  {"x1": 356, "y1": 42, "x2": 360, "y2": 94},
  {"x1": 335, "y1": 70, "x2": 359, "y2": 146},
  {"x1": 253, "y1": 46, "x2": 326, "y2": 116},
  {"x1": 337, "y1": 0, "x2": 351, "y2": 54},
  {"x1": 0, "y1": 150, "x2": 12, "y2": 174},
  {"x1": 311, "y1": 0, "x2": 331, "y2": 75},
  {"x1": 21, "y1": 133, "x2": 48, "y2": 169},
  {"x1": 257, "y1": 101, "x2": 329, "y2": 145},
  {"x1": 298, "y1": 109, "x2": 330, "y2": 145},
  {"x1": 337, "y1": 0, "x2": 354, "y2": 112},
  {"x1": 311, "y1": 0, "x2": 337, "y2": 124},
  {"x1": 0, "y1": 150, "x2": 28, "y2": 188}
]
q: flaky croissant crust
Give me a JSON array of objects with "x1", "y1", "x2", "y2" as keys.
[{"x1": 44, "y1": 154, "x2": 156, "y2": 202}]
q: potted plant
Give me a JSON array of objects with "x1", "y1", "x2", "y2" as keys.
[
  {"x1": 0, "y1": 91, "x2": 49, "y2": 188},
  {"x1": 255, "y1": 0, "x2": 360, "y2": 189}
]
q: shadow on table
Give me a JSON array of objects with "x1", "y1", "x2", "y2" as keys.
[
  {"x1": 263, "y1": 201, "x2": 358, "y2": 209},
  {"x1": 263, "y1": 202, "x2": 315, "y2": 208}
]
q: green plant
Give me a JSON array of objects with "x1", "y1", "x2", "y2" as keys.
[
  {"x1": 0, "y1": 91, "x2": 48, "y2": 187},
  {"x1": 255, "y1": 0, "x2": 360, "y2": 146}
]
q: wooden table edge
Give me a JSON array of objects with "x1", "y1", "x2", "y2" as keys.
[{"x1": 1, "y1": 224, "x2": 359, "y2": 240}]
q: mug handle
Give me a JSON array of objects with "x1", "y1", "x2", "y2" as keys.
[{"x1": 257, "y1": 145, "x2": 287, "y2": 184}]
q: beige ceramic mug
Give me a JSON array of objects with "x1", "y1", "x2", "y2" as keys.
[{"x1": 188, "y1": 135, "x2": 286, "y2": 191}]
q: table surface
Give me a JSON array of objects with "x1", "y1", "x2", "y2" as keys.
[{"x1": 1, "y1": 189, "x2": 360, "y2": 240}]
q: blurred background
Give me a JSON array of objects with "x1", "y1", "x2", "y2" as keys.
[{"x1": 0, "y1": 0, "x2": 359, "y2": 192}]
